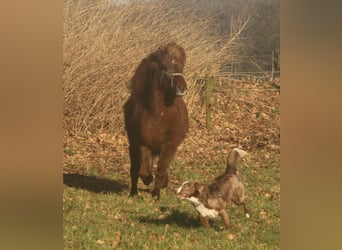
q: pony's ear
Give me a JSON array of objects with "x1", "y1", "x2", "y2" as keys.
[
  {"x1": 148, "y1": 53, "x2": 160, "y2": 71},
  {"x1": 156, "y1": 45, "x2": 166, "y2": 57}
]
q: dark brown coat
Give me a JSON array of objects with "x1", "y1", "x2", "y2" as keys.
[{"x1": 124, "y1": 42, "x2": 189, "y2": 199}]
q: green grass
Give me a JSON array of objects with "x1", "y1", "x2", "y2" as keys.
[{"x1": 63, "y1": 151, "x2": 280, "y2": 249}]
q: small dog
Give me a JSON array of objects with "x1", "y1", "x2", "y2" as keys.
[{"x1": 176, "y1": 148, "x2": 250, "y2": 230}]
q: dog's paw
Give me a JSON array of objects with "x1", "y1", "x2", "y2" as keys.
[{"x1": 245, "y1": 213, "x2": 250, "y2": 218}]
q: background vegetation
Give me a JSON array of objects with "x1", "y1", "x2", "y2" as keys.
[
  {"x1": 63, "y1": 0, "x2": 279, "y2": 134},
  {"x1": 63, "y1": 0, "x2": 280, "y2": 248}
]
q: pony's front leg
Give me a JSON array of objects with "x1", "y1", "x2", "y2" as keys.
[
  {"x1": 152, "y1": 145, "x2": 177, "y2": 199},
  {"x1": 129, "y1": 144, "x2": 140, "y2": 197},
  {"x1": 139, "y1": 146, "x2": 154, "y2": 185}
]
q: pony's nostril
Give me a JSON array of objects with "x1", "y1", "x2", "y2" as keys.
[{"x1": 176, "y1": 84, "x2": 187, "y2": 96}]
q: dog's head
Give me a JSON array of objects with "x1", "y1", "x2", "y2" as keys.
[{"x1": 176, "y1": 181, "x2": 206, "y2": 199}]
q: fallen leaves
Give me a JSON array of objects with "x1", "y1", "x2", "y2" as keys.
[
  {"x1": 63, "y1": 80, "x2": 280, "y2": 197},
  {"x1": 227, "y1": 233, "x2": 236, "y2": 240},
  {"x1": 112, "y1": 231, "x2": 121, "y2": 248},
  {"x1": 259, "y1": 210, "x2": 267, "y2": 220}
]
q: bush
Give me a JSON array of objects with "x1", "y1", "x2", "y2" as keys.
[{"x1": 63, "y1": 0, "x2": 253, "y2": 135}]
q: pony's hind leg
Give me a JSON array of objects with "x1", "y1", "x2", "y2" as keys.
[
  {"x1": 152, "y1": 144, "x2": 177, "y2": 199},
  {"x1": 139, "y1": 146, "x2": 154, "y2": 185},
  {"x1": 129, "y1": 144, "x2": 140, "y2": 197}
]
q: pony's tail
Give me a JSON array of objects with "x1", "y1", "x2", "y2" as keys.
[{"x1": 225, "y1": 148, "x2": 248, "y2": 175}]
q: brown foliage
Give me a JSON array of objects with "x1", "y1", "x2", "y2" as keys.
[
  {"x1": 64, "y1": 80, "x2": 280, "y2": 179},
  {"x1": 63, "y1": 0, "x2": 253, "y2": 135}
]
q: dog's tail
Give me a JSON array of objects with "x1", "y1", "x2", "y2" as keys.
[{"x1": 225, "y1": 148, "x2": 248, "y2": 175}]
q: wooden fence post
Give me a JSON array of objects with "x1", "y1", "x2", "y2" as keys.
[{"x1": 205, "y1": 76, "x2": 215, "y2": 130}]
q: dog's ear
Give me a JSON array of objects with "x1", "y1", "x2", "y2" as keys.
[
  {"x1": 194, "y1": 182, "x2": 201, "y2": 190},
  {"x1": 193, "y1": 189, "x2": 201, "y2": 196},
  {"x1": 194, "y1": 182, "x2": 206, "y2": 194},
  {"x1": 198, "y1": 185, "x2": 207, "y2": 194}
]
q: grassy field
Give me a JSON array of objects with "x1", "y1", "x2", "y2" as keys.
[
  {"x1": 63, "y1": 78, "x2": 280, "y2": 249},
  {"x1": 63, "y1": 143, "x2": 279, "y2": 249},
  {"x1": 63, "y1": 1, "x2": 279, "y2": 248}
]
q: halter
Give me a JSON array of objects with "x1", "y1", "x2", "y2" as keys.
[{"x1": 161, "y1": 71, "x2": 186, "y2": 88}]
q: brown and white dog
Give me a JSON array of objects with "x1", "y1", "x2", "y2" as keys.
[{"x1": 176, "y1": 148, "x2": 250, "y2": 230}]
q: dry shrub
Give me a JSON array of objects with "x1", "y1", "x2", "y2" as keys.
[{"x1": 63, "y1": 0, "x2": 253, "y2": 135}]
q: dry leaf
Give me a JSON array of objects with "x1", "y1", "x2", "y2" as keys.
[
  {"x1": 227, "y1": 233, "x2": 235, "y2": 240},
  {"x1": 112, "y1": 232, "x2": 121, "y2": 248}
]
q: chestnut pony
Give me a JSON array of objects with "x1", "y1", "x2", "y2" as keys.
[{"x1": 124, "y1": 42, "x2": 189, "y2": 199}]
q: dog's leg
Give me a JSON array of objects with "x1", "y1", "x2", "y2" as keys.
[
  {"x1": 199, "y1": 216, "x2": 210, "y2": 228},
  {"x1": 232, "y1": 186, "x2": 250, "y2": 218},
  {"x1": 218, "y1": 210, "x2": 230, "y2": 230},
  {"x1": 139, "y1": 146, "x2": 154, "y2": 185},
  {"x1": 242, "y1": 201, "x2": 250, "y2": 218},
  {"x1": 232, "y1": 198, "x2": 250, "y2": 218}
]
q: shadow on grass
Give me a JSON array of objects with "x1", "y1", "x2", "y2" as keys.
[
  {"x1": 139, "y1": 209, "x2": 201, "y2": 228},
  {"x1": 63, "y1": 173, "x2": 128, "y2": 194}
]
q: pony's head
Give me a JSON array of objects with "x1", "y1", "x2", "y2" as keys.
[{"x1": 150, "y1": 42, "x2": 187, "y2": 96}]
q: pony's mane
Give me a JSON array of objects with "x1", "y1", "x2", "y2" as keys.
[{"x1": 128, "y1": 53, "x2": 158, "y2": 100}]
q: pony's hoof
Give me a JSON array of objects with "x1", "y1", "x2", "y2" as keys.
[
  {"x1": 161, "y1": 179, "x2": 168, "y2": 188},
  {"x1": 158, "y1": 175, "x2": 168, "y2": 188},
  {"x1": 141, "y1": 174, "x2": 154, "y2": 185},
  {"x1": 151, "y1": 189, "x2": 160, "y2": 200},
  {"x1": 129, "y1": 190, "x2": 138, "y2": 197}
]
